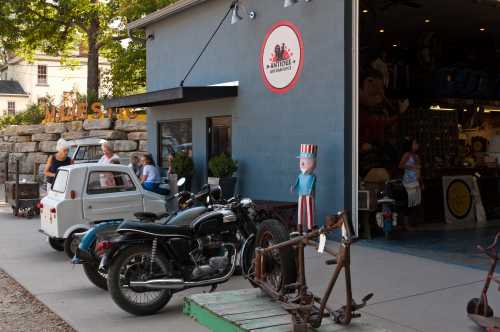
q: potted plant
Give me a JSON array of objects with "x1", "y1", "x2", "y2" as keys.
[
  {"x1": 208, "y1": 154, "x2": 238, "y2": 199},
  {"x1": 171, "y1": 151, "x2": 194, "y2": 190}
]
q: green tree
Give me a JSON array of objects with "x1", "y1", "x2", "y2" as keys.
[
  {"x1": 0, "y1": 104, "x2": 46, "y2": 129},
  {"x1": 101, "y1": 36, "x2": 147, "y2": 96},
  {"x1": 0, "y1": 0, "x2": 173, "y2": 100}
]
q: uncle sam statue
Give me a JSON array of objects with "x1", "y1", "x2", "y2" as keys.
[{"x1": 291, "y1": 144, "x2": 317, "y2": 233}]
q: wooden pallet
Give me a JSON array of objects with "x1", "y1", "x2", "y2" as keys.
[{"x1": 183, "y1": 289, "x2": 390, "y2": 332}]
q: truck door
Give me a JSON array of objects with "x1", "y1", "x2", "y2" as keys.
[{"x1": 83, "y1": 170, "x2": 143, "y2": 221}]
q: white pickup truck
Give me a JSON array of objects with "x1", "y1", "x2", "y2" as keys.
[{"x1": 39, "y1": 164, "x2": 167, "y2": 257}]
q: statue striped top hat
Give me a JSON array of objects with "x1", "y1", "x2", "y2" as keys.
[{"x1": 298, "y1": 144, "x2": 318, "y2": 159}]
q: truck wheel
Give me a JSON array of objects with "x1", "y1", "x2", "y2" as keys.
[
  {"x1": 83, "y1": 262, "x2": 108, "y2": 291},
  {"x1": 64, "y1": 229, "x2": 87, "y2": 259},
  {"x1": 48, "y1": 238, "x2": 64, "y2": 252},
  {"x1": 254, "y1": 219, "x2": 297, "y2": 292}
]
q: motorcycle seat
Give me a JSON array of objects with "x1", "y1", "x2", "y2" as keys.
[
  {"x1": 118, "y1": 220, "x2": 192, "y2": 237},
  {"x1": 134, "y1": 212, "x2": 168, "y2": 221}
]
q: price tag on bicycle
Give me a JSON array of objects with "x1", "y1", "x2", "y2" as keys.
[{"x1": 318, "y1": 234, "x2": 326, "y2": 253}]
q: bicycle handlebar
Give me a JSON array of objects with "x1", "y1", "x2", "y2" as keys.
[{"x1": 477, "y1": 232, "x2": 500, "y2": 259}]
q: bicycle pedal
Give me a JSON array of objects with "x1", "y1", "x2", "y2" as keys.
[
  {"x1": 362, "y1": 293, "x2": 374, "y2": 303},
  {"x1": 325, "y1": 258, "x2": 337, "y2": 265},
  {"x1": 284, "y1": 282, "x2": 300, "y2": 291}
]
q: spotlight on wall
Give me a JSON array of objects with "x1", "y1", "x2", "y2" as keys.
[
  {"x1": 231, "y1": 4, "x2": 243, "y2": 24},
  {"x1": 284, "y1": 0, "x2": 298, "y2": 7},
  {"x1": 230, "y1": 2, "x2": 256, "y2": 24}
]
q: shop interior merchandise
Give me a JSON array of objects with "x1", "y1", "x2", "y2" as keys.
[{"x1": 358, "y1": 0, "x2": 500, "y2": 231}]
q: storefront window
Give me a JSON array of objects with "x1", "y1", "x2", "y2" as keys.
[{"x1": 159, "y1": 120, "x2": 192, "y2": 176}]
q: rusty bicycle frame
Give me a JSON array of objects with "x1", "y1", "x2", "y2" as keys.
[{"x1": 251, "y1": 211, "x2": 373, "y2": 332}]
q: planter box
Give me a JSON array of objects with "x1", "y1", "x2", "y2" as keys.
[{"x1": 208, "y1": 176, "x2": 237, "y2": 200}]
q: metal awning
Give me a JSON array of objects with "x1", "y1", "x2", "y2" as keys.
[{"x1": 102, "y1": 86, "x2": 238, "y2": 109}]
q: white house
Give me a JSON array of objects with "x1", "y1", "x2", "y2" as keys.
[
  {"x1": 0, "y1": 81, "x2": 29, "y2": 116},
  {"x1": 0, "y1": 52, "x2": 109, "y2": 115}
]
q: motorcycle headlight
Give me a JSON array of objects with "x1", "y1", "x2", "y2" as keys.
[{"x1": 240, "y1": 198, "x2": 253, "y2": 207}]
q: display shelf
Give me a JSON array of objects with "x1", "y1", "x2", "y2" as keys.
[{"x1": 183, "y1": 288, "x2": 390, "y2": 332}]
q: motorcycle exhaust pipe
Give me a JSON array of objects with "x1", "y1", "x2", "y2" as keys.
[
  {"x1": 129, "y1": 244, "x2": 237, "y2": 290},
  {"x1": 130, "y1": 278, "x2": 186, "y2": 289}
]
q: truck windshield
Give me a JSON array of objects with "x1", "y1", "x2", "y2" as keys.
[{"x1": 52, "y1": 170, "x2": 69, "y2": 193}]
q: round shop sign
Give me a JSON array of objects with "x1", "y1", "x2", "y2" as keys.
[
  {"x1": 446, "y1": 179, "x2": 473, "y2": 219},
  {"x1": 260, "y1": 20, "x2": 304, "y2": 94}
]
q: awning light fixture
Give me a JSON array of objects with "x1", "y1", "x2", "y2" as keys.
[
  {"x1": 284, "y1": 0, "x2": 311, "y2": 8},
  {"x1": 231, "y1": 1, "x2": 256, "y2": 24},
  {"x1": 231, "y1": 4, "x2": 243, "y2": 24}
]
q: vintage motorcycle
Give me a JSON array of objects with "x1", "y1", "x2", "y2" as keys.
[
  {"x1": 73, "y1": 178, "x2": 221, "y2": 290},
  {"x1": 99, "y1": 197, "x2": 272, "y2": 316}
]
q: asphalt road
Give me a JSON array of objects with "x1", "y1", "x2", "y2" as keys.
[{"x1": 0, "y1": 207, "x2": 496, "y2": 332}]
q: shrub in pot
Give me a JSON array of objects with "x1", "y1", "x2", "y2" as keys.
[
  {"x1": 171, "y1": 151, "x2": 194, "y2": 190},
  {"x1": 208, "y1": 154, "x2": 238, "y2": 199}
]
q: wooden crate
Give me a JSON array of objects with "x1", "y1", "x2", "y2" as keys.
[
  {"x1": 5, "y1": 181, "x2": 39, "y2": 204},
  {"x1": 183, "y1": 289, "x2": 390, "y2": 332}
]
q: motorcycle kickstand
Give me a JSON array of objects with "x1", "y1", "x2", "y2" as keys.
[{"x1": 205, "y1": 284, "x2": 218, "y2": 293}]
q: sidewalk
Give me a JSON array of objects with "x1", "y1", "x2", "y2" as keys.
[{"x1": 0, "y1": 207, "x2": 494, "y2": 332}]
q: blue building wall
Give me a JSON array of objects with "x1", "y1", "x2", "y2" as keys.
[{"x1": 145, "y1": 0, "x2": 347, "y2": 224}]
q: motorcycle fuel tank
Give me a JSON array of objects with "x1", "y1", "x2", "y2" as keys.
[
  {"x1": 192, "y1": 209, "x2": 236, "y2": 236},
  {"x1": 166, "y1": 206, "x2": 208, "y2": 227}
]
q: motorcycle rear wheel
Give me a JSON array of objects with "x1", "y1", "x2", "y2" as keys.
[{"x1": 107, "y1": 245, "x2": 172, "y2": 316}]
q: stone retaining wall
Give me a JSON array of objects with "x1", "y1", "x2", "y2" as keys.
[{"x1": 0, "y1": 119, "x2": 148, "y2": 182}]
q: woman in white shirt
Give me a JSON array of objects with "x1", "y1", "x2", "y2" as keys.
[
  {"x1": 98, "y1": 141, "x2": 120, "y2": 164},
  {"x1": 140, "y1": 154, "x2": 162, "y2": 193}
]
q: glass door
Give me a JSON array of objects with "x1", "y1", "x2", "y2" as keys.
[
  {"x1": 207, "y1": 116, "x2": 232, "y2": 174},
  {"x1": 158, "y1": 120, "x2": 193, "y2": 176}
]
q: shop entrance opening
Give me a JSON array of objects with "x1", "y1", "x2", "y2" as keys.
[
  {"x1": 207, "y1": 116, "x2": 232, "y2": 171},
  {"x1": 356, "y1": 0, "x2": 500, "y2": 267}
]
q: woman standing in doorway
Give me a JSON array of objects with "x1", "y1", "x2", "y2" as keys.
[
  {"x1": 399, "y1": 138, "x2": 423, "y2": 230},
  {"x1": 44, "y1": 139, "x2": 73, "y2": 191}
]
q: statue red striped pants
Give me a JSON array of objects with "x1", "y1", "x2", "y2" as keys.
[{"x1": 298, "y1": 195, "x2": 314, "y2": 231}]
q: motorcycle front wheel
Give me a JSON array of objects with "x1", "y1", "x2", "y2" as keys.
[{"x1": 107, "y1": 245, "x2": 172, "y2": 316}]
